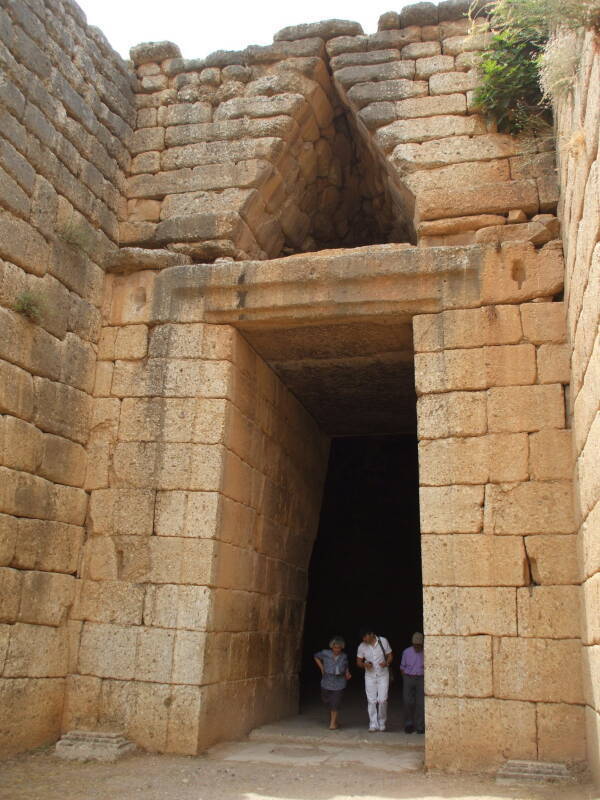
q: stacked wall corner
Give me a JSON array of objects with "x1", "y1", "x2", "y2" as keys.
[
  {"x1": 554, "y1": 26, "x2": 600, "y2": 787},
  {"x1": 0, "y1": 0, "x2": 135, "y2": 756}
]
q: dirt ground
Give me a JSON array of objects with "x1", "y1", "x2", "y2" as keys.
[{"x1": 0, "y1": 748, "x2": 598, "y2": 800}]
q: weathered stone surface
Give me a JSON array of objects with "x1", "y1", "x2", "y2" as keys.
[
  {"x1": 401, "y1": 2, "x2": 439, "y2": 26},
  {"x1": 335, "y1": 60, "x2": 415, "y2": 89},
  {"x1": 392, "y1": 133, "x2": 525, "y2": 171},
  {"x1": 130, "y1": 41, "x2": 181, "y2": 66},
  {"x1": 376, "y1": 114, "x2": 485, "y2": 151},
  {"x1": 419, "y1": 485, "x2": 484, "y2": 533},
  {"x1": 426, "y1": 696, "x2": 537, "y2": 771},
  {"x1": 422, "y1": 534, "x2": 526, "y2": 586},
  {"x1": 537, "y1": 703, "x2": 586, "y2": 762},
  {"x1": 524, "y1": 535, "x2": 579, "y2": 585},
  {"x1": 347, "y1": 78, "x2": 428, "y2": 109},
  {"x1": 0, "y1": 678, "x2": 65, "y2": 757},
  {"x1": 424, "y1": 586, "x2": 517, "y2": 635},
  {"x1": 529, "y1": 429, "x2": 573, "y2": 481},
  {"x1": 417, "y1": 391, "x2": 486, "y2": 439},
  {"x1": 487, "y1": 384, "x2": 565, "y2": 433},
  {"x1": 425, "y1": 635, "x2": 491, "y2": 697},
  {"x1": 484, "y1": 481, "x2": 575, "y2": 535},
  {"x1": 419, "y1": 433, "x2": 528, "y2": 485},
  {"x1": 417, "y1": 179, "x2": 539, "y2": 221},
  {"x1": 517, "y1": 585, "x2": 580, "y2": 638},
  {"x1": 413, "y1": 306, "x2": 522, "y2": 352},
  {"x1": 105, "y1": 248, "x2": 191, "y2": 273},
  {"x1": 493, "y1": 637, "x2": 584, "y2": 703},
  {"x1": 274, "y1": 20, "x2": 363, "y2": 42}
]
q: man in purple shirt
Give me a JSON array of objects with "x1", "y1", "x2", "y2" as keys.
[{"x1": 400, "y1": 632, "x2": 424, "y2": 734}]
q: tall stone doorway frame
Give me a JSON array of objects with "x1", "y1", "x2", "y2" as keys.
[{"x1": 90, "y1": 239, "x2": 583, "y2": 770}]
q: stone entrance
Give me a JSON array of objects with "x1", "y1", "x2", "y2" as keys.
[
  {"x1": 61, "y1": 240, "x2": 581, "y2": 771},
  {"x1": 1, "y1": 0, "x2": 598, "y2": 783}
]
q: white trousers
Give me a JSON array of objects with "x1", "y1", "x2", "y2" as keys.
[{"x1": 365, "y1": 672, "x2": 389, "y2": 729}]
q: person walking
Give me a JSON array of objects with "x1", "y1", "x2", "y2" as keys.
[
  {"x1": 313, "y1": 636, "x2": 352, "y2": 730},
  {"x1": 356, "y1": 628, "x2": 393, "y2": 732},
  {"x1": 400, "y1": 631, "x2": 425, "y2": 734}
]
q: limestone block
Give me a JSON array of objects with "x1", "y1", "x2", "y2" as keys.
[
  {"x1": 367, "y1": 28, "x2": 422, "y2": 50},
  {"x1": 419, "y1": 485, "x2": 484, "y2": 533},
  {"x1": 111, "y1": 442, "x2": 225, "y2": 491},
  {"x1": 326, "y1": 35, "x2": 368, "y2": 56},
  {"x1": 158, "y1": 102, "x2": 212, "y2": 127},
  {"x1": 419, "y1": 433, "x2": 528, "y2": 485},
  {"x1": 52, "y1": 485, "x2": 87, "y2": 527},
  {"x1": 111, "y1": 358, "x2": 232, "y2": 398},
  {"x1": 0, "y1": 677, "x2": 64, "y2": 757},
  {"x1": 485, "y1": 481, "x2": 575, "y2": 535},
  {"x1": 33, "y1": 378, "x2": 91, "y2": 444},
  {"x1": 582, "y1": 644, "x2": 600, "y2": 710},
  {"x1": 0, "y1": 213, "x2": 49, "y2": 275},
  {"x1": 425, "y1": 635, "x2": 492, "y2": 696},
  {"x1": 524, "y1": 535, "x2": 579, "y2": 585},
  {"x1": 210, "y1": 587, "x2": 260, "y2": 633},
  {"x1": 0, "y1": 360, "x2": 33, "y2": 420},
  {"x1": 154, "y1": 491, "x2": 220, "y2": 538},
  {"x1": 517, "y1": 585, "x2": 580, "y2": 638},
  {"x1": 580, "y1": 502, "x2": 600, "y2": 582},
  {"x1": 487, "y1": 384, "x2": 565, "y2": 432},
  {"x1": 93, "y1": 362, "x2": 113, "y2": 396},
  {"x1": 0, "y1": 465, "x2": 53, "y2": 520},
  {"x1": 165, "y1": 684, "x2": 202, "y2": 755},
  {"x1": 416, "y1": 54, "x2": 455, "y2": 79},
  {"x1": 378, "y1": 114, "x2": 486, "y2": 152},
  {"x1": 413, "y1": 306, "x2": 522, "y2": 352},
  {"x1": 335, "y1": 60, "x2": 416, "y2": 89},
  {"x1": 442, "y1": 32, "x2": 490, "y2": 56},
  {"x1": 112, "y1": 325, "x2": 148, "y2": 360},
  {"x1": 149, "y1": 323, "x2": 234, "y2": 361},
  {"x1": 115, "y1": 535, "x2": 216, "y2": 585},
  {"x1": 130, "y1": 152, "x2": 160, "y2": 175},
  {"x1": 13, "y1": 519, "x2": 83, "y2": 574},
  {"x1": 0, "y1": 514, "x2": 16, "y2": 566},
  {"x1": 119, "y1": 397, "x2": 196, "y2": 442},
  {"x1": 87, "y1": 489, "x2": 156, "y2": 536},
  {"x1": 330, "y1": 48, "x2": 401, "y2": 70},
  {"x1": 126, "y1": 160, "x2": 273, "y2": 198},
  {"x1": 131, "y1": 127, "x2": 165, "y2": 155},
  {"x1": 135, "y1": 627, "x2": 175, "y2": 683},
  {"x1": 423, "y1": 586, "x2": 517, "y2": 635},
  {"x1": 493, "y1": 637, "x2": 583, "y2": 703},
  {"x1": 429, "y1": 69, "x2": 479, "y2": 94},
  {"x1": 143, "y1": 584, "x2": 212, "y2": 630},
  {"x1": 417, "y1": 391, "x2": 487, "y2": 438},
  {"x1": 78, "y1": 622, "x2": 137, "y2": 680},
  {"x1": 346, "y1": 78, "x2": 428, "y2": 109},
  {"x1": 161, "y1": 138, "x2": 282, "y2": 172},
  {"x1": 172, "y1": 630, "x2": 207, "y2": 684},
  {"x1": 422, "y1": 534, "x2": 526, "y2": 586},
  {"x1": 219, "y1": 497, "x2": 257, "y2": 549},
  {"x1": 581, "y1": 572, "x2": 600, "y2": 645},
  {"x1": 414, "y1": 349, "x2": 485, "y2": 394},
  {"x1": 4, "y1": 622, "x2": 68, "y2": 677},
  {"x1": 392, "y1": 133, "x2": 526, "y2": 172},
  {"x1": 425, "y1": 696, "x2": 537, "y2": 771},
  {"x1": 71, "y1": 580, "x2": 145, "y2": 626},
  {"x1": 529, "y1": 429, "x2": 573, "y2": 481},
  {"x1": 485, "y1": 343, "x2": 537, "y2": 386},
  {"x1": 360, "y1": 93, "x2": 466, "y2": 129},
  {"x1": 537, "y1": 342, "x2": 570, "y2": 384},
  {"x1": 537, "y1": 702, "x2": 586, "y2": 762},
  {"x1": 38, "y1": 433, "x2": 86, "y2": 488},
  {"x1": 417, "y1": 179, "x2": 539, "y2": 221},
  {"x1": 0, "y1": 416, "x2": 43, "y2": 473},
  {"x1": 0, "y1": 567, "x2": 22, "y2": 622},
  {"x1": 18, "y1": 571, "x2": 75, "y2": 627},
  {"x1": 274, "y1": 19, "x2": 363, "y2": 41},
  {"x1": 520, "y1": 301, "x2": 566, "y2": 344}
]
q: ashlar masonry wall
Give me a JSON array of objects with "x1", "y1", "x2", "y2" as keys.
[
  {"x1": 414, "y1": 296, "x2": 584, "y2": 771},
  {"x1": 64, "y1": 267, "x2": 328, "y2": 752},
  {"x1": 554, "y1": 26, "x2": 600, "y2": 784},
  {"x1": 0, "y1": 0, "x2": 135, "y2": 756}
]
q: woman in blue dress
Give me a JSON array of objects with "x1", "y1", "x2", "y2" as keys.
[{"x1": 313, "y1": 636, "x2": 352, "y2": 729}]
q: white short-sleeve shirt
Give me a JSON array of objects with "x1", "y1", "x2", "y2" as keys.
[{"x1": 357, "y1": 635, "x2": 392, "y2": 676}]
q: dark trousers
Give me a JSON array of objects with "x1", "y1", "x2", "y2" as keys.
[{"x1": 403, "y1": 674, "x2": 424, "y2": 730}]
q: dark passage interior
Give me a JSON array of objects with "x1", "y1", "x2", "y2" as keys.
[{"x1": 300, "y1": 434, "x2": 422, "y2": 703}]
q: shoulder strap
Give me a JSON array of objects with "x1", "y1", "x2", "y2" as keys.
[{"x1": 378, "y1": 637, "x2": 388, "y2": 663}]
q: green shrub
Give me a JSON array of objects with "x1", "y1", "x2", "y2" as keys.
[
  {"x1": 13, "y1": 291, "x2": 42, "y2": 322},
  {"x1": 471, "y1": 0, "x2": 600, "y2": 134}
]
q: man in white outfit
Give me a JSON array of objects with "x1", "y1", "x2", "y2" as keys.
[{"x1": 356, "y1": 628, "x2": 393, "y2": 731}]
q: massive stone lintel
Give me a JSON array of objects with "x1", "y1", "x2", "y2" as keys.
[{"x1": 144, "y1": 241, "x2": 564, "y2": 327}]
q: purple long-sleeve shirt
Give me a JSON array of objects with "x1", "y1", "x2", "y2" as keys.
[{"x1": 400, "y1": 646, "x2": 424, "y2": 676}]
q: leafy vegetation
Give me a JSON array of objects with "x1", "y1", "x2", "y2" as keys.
[
  {"x1": 471, "y1": 0, "x2": 600, "y2": 134},
  {"x1": 14, "y1": 291, "x2": 42, "y2": 322}
]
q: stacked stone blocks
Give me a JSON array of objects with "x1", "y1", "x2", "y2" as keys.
[
  {"x1": 0, "y1": 0, "x2": 135, "y2": 757},
  {"x1": 414, "y1": 299, "x2": 583, "y2": 770}
]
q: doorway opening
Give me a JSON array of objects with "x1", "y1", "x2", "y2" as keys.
[{"x1": 300, "y1": 434, "x2": 422, "y2": 713}]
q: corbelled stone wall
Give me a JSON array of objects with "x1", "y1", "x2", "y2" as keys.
[
  {"x1": 122, "y1": 3, "x2": 559, "y2": 259},
  {"x1": 554, "y1": 26, "x2": 600, "y2": 784},
  {"x1": 0, "y1": 0, "x2": 135, "y2": 755},
  {"x1": 63, "y1": 269, "x2": 328, "y2": 752}
]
